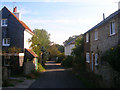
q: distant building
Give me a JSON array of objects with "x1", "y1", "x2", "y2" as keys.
[{"x1": 64, "y1": 35, "x2": 82, "y2": 56}]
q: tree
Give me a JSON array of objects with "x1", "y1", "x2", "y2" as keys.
[
  {"x1": 72, "y1": 34, "x2": 85, "y2": 68},
  {"x1": 47, "y1": 44, "x2": 61, "y2": 60},
  {"x1": 63, "y1": 35, "x2": 79, "y2": 46},
  {"x1": 29, "y1": 29, "x2": 50, "y2": 64},
  {"x1": 55, "y1": 44, "x2": 64, "y2": 53}
]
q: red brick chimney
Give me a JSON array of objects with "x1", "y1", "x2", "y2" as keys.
[{"x1": 13, "y1": 7, "x2": 17, "y2": 13}]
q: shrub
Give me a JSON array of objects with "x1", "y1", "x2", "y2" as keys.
[
  {"x1": 37, "y1": 63, "x2": 46, "y2": 72},
  {"x1": 61, "y1": 56, "x2": 73, "y2": 68},
  {"x1": 101, "y1": 45, "x2": 120, "y2": 72},
  {"x1": 56, "y1": 53, "x2": 65, "y2": 63}
]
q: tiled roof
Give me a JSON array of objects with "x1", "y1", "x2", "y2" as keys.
[
  {"x1": 84, "y1": 9, "x2": 120, "y2": 34},
  {"x1": 26, "y1": 48, "x2": 38, "y2": 57},
  {"x1": 2, "y1": 6, "x2": 34, "y2": 35}
]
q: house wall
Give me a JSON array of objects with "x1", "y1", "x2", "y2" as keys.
[
  {"x1": 83, "y1": 33, "x2": 91, "y2": 71},
  {"x1": 2, "y1": 7, "x2": 24, "y2": 52},
  {"x1": 64, "y1": 44, "x2": 75, "y2": 56},
  {"x1": 24, "y1": 30, "x2": 32, "y2": 49},
  {"x1": 90, "y1": 15, "x2": 119, "y2": 57}
]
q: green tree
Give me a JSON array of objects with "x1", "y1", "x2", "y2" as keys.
[
  {"x1": 55, "y1": 44, "x2": 64, "y2": 53},
  {"x1": 72, "y1": 35, "x2": 85, "y2": 69},
  {"x1": 47, "y1": 44, "x2": 61, "y2": 60},
  {"x1": 29, "y1": 29, "x2": 50, "y2": 64},
  {"x1": 63, "y1": 35, "x2": 79, "y2": 46}
]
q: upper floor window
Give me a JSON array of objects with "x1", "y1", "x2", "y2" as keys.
[
  {"x1": 95, "y1": 31, "x2": 98, "y2": 40},
  {"x1": 3, "y1": 38, "x2": 10, "y2": 46},
  {"x1": 110, "y1": 22, "x2": 115, "y2": 36},
  {"x1": 1, "y1": 19, "x2": 8, "y2": 27},
  {"x1": 86, "y1": 33, "x2": 89, "y2": 43}
]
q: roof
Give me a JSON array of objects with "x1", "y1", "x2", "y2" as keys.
[
  {"x1": 26, "y1": 48, "x2": 38, "y2": 57},
  {"x1": 65, "y1": 36, "x2": 79, "y2": 46},
  {"x1": 84, "y1": 9, "x2": 120, "y2": 34},
  {"x1": 2, "y1": 6, "x2": 34, "y2": 35}
]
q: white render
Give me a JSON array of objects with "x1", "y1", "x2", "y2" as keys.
[
  {"x1": 24, "y1": 29, "x2": 33, "y2": 49},
  {"x1": 64, "y1": 44, "x2": 75, "y2": 56}
]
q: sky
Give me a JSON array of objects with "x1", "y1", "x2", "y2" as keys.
[{"x1": 0, "y1": 0, "x2": 120, "y2": 45}]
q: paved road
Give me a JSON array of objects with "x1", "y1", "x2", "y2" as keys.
[{"x1": 28, "y1": 61, "x2": 85, "y2": 88}]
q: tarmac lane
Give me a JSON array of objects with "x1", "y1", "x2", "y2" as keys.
[{"x1": 28, "y1": 61, "x2": 85, "y2": 88}]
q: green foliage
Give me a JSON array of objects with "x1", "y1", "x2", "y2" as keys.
[
  {"x1": 47, "y1": 44, "x2": 61, "y2": 59},
  {"x1": 55, "y1": 44, "x2": 64, "y2": 53},
  {"x1": 29, "y1": 29, "x2": 50, "y2": 63},
  {"x1": 8, "y1": 47, "x2": 21, "y2": 53},
  {"x1": 72, "y1": 35, "x2": 85, "y2": 65},
  {"x1": 56, "y1": 53, "x2": 65, "y2": 63},
  {"x1": 61, "y1": 56, "x2": 73, "y2": 68},
  {"x1": 37, "y1": 63, "x2": 46, "y2": 72},
  {"x1": 101, "y1": 45, "x2": 120, "y2": 72},
  {"x1": 63, "y1": 35, "x2": 79, "y2": 46}
]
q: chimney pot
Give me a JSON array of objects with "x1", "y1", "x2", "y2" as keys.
[{"x1": 13, "y1": 7, "x2": 17, "y2": 12}]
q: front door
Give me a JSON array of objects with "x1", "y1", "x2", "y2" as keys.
[{"x1": 91, "y1": 53, "x2": 94, "y2": 71}]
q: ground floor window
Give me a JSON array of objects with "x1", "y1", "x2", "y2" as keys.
[
  {"x1": 95, "y1": 53, "x2": 98, "y2": 66},
  {"x1": 86, "y1": 52, "x2": 90, "y2": 63}
]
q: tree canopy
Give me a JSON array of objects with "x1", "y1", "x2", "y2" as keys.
[{"x1": 29, "y1": 29, "x2": 50, "y2": 57}]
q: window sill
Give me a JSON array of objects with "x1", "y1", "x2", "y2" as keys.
[
  {"x1": 109, "y1": 33, "x2": 117, "y2": 37},
  {"x1": 3, "y1": 44, "x2": 10, "y2": 46},
  {"x1": 1, "y1": 25, "x2": 7, "y2": 27},
  {"x1": 86, "y1": 61, "x2": 90, "y2": 63}
]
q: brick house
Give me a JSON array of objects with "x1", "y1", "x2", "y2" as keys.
[
  {"x1": 84, "y1": 9, "x2": 120, "y2": 72},
  {"x1": 1, "y1": 6, "x2": 38, "y2": 76}
]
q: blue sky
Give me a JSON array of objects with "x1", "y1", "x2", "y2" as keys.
[{"x1": 0, "y1": 0, "x2": 120, "y2": 45}]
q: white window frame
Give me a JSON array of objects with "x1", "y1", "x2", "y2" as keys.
[
  {"x1": 86, "y1": 33, "x2": 89, "y2": 43},
  {"x1": 1, "y1": 19, "x2": 8, "y2": 27},
  {"x1": 86, "y1": 52, "x2": 90, "y2": 63},
  {"x1": 3, "y1": 38, "x2": 10, "y2": 46},
  {"x1": 95, "y1": 54, "x2": 98, "y2": 66},
  {"x1": 110, "y1": 22, "x2": 115, "y2": 36},
  {"x1": 95, "y1": 31, "x2": 98, "y2": 40}
]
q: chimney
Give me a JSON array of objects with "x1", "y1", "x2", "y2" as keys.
[
  {"x1": 103, "y1": 13, "x2": 105, "y2": 20},
  {"x1": 118, "y1": 1, "x2": 120, "y2": 10},
  {"x1": 13, "y1": 7, "x2": 17, "y2": 12},
  {"x1": 13, "y1": 6, "x2": 21, "y2": 20}
]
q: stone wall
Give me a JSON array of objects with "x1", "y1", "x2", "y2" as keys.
[
  {"x1": 24, "y1": 60, "x2": 35, "y2": 75},
  {"x1": 90, "y1": 15, "x2": 119, "y2": 56},
  {"x1": 95, "y1": 62, "x2": 120, "y2": 88}
]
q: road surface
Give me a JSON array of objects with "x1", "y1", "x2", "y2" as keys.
[{"x1": 29, "y1": 61, "x2": 85, "y2": 88}]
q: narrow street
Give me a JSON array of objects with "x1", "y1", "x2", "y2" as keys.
[{"x1": 29, "y1": 61, "x2": 85, "y2": 88}]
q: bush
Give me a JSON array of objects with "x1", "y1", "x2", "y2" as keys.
[
  {"x1": 101, "y1": 45, "x2": 120, "y2": 72},
  {"x1": 56, "y1": 53, "x2": 65, "y2": 63},
  {"x1": 61, "y1": 56, "x2": 73, "y2": 68},
  {"x1": 37, "y1": 63, "x2": 46, "y2": 72}
]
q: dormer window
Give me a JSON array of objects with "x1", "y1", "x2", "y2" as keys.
[
  {"x1": 3, "y1": 38, "x2": 10, "y2": 46},
  {"x1": 1, "y1": 19, "x2": 8, "y2": 27}
]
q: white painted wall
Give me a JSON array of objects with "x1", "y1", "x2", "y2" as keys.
[
  {"x1": 64, "y1": 44, "x2": 75, "y2": 56},
  {"x1": 24, "y1": 29, "x2": 32, "y2": 49}
]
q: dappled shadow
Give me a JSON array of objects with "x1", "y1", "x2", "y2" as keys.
[{"x1": 45, "y1": 61, "x2": 72, "y2": 72}]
